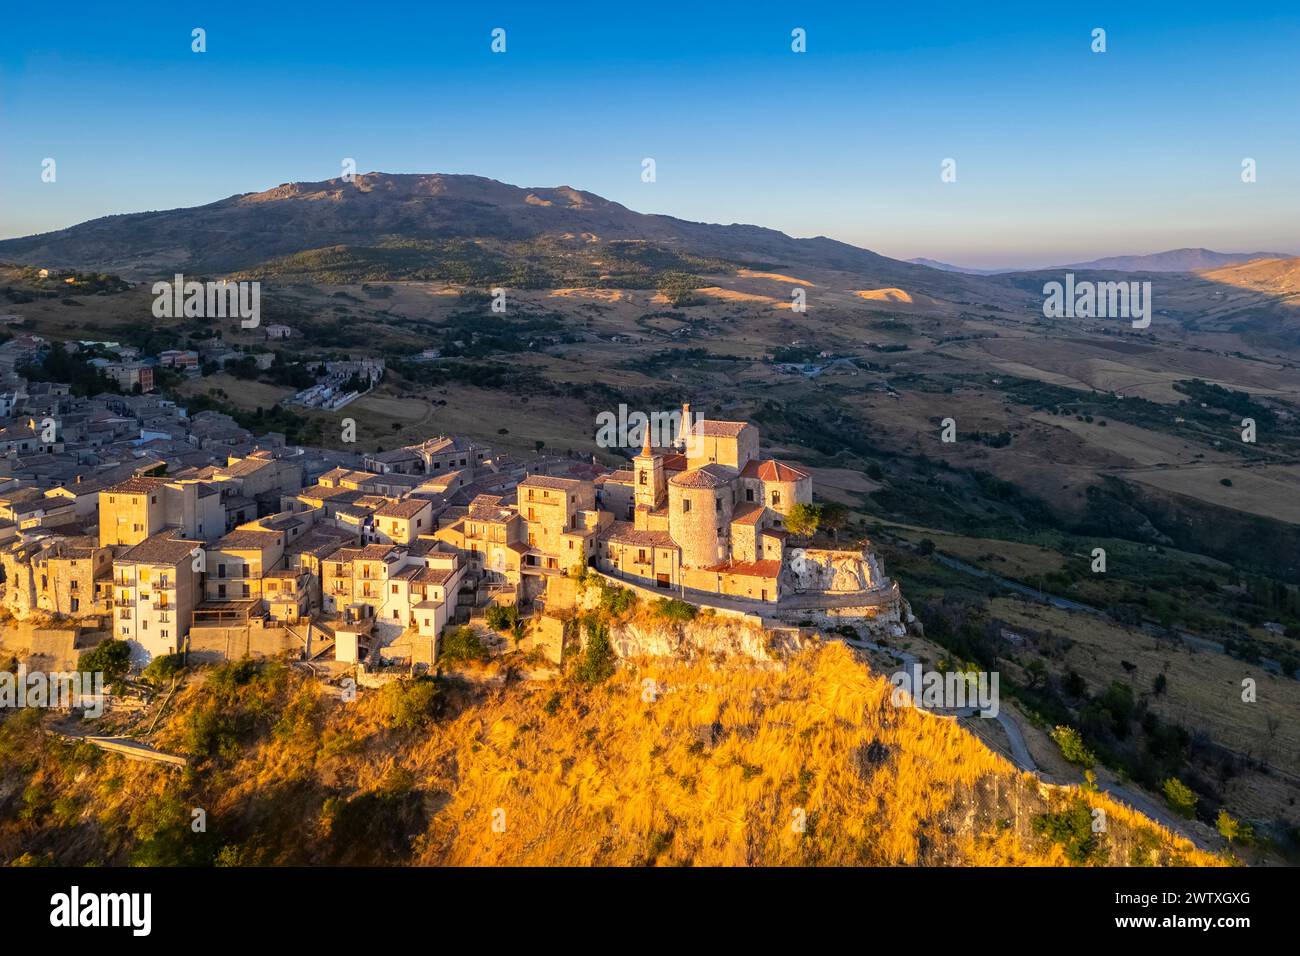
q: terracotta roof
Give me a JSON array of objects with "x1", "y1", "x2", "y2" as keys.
[
  {"x1": 731, "y1": 503, "x2": 766, "y2": 526},
  {"x1": 214, "y1": 529, "x2": 282, "y2": 550},
  {"x1": 603, "y1": 521, "x2": 676, "y2": 548},
  {"x1": 696, "y1": 420, "x2": 750, "y2": 438},
  {"x1": 117, "y1": 532, "x2": 200, "y2": 565},
  {"x1": 669, "y1": 465, "x2": 731, "y2": 490},
  {"x1": 467, "y1": 495, "x2": 510, "y2": 520},
  {"x1": 103, "y1": 476, "x2": 165, "y2": 495},
  {"x1": 519, "y1": 474, "x2": 585, "y2": 491},
  {"x1": 740, "y1": 459, "x2": 811, "y2": 482},
  {"x1": 374, "y1": 498, "x2": 431, "y2": 519},
  {"x1": 286, "y1": 527, "x2": 356, "y2": 557}
]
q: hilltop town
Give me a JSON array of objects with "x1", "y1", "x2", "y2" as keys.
[{"x1": 0, "y1": 342, "x2": 902, "y2": 674}]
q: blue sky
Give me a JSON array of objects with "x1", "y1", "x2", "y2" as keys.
[{"x1": 2, "y1": 1, "x2": 1298, "y2": 268}]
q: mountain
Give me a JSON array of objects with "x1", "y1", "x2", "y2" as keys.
[
  {"x1": 1059, "y1": 247, "x2": 1292, "y2": 273},
  {"x1": 0, "y1": 172, "x2": 989, "y2": 296},
  {"x1": 906, "y1": 257, "x2": 1010, "y2": 276}
]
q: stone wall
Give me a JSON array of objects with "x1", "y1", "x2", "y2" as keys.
[{"x1": 187, "y1": 621, "x2": 300, "y2": 663}]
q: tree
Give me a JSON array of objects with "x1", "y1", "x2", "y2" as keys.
[
  {"x1": 1050, "y1": 725, "x2": 1096, "y2": 769},
  {"x1": 820, "y1": 502, "x2": 849, "y2": 540},
  {"x1": 785, "y1": 502, "x2": 822, "y2": 538},
  {"x1": 1216, "y1": 809, "x2": 1251, "y2": 845},
  {"x1": 1162, "y1": 777, "x2": 1198, "y2": 818},
  {"x1": 79, "y1": 639, "x2": 132, "y2": 688}
]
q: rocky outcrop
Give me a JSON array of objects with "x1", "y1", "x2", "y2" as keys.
[
  {"x1": 603, "y1": 615, "x2": 810, "y2": 663},
  {"x1": 784, "y1": 548, "x2": 874, "y2": 593}
]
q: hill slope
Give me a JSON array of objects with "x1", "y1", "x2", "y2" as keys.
[
  {"x1": 0, "y1": 645, "x2": 1220, "y2": 866},
  {"x1": 1061, "y1": 248, "x2": 1291, "y2": 273}
]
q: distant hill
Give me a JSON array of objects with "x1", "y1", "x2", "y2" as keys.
[
  {"x1": 1197, "y1": 255, "x2": 1300, "y2": 296},
  {"x1": 1060, "y1": 248, "x2": 1292, "y2": 273},
  {"x1": 0, "y1": 172, "x2": 990, "y2": 299},
  {"x1": 906, "y1": 257, "x2": 1010, "y2": 276}
]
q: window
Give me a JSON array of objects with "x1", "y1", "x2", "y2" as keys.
[
  {"x1": 218, "y1": 584, "x2": 227, "y2": 598},
  {"x1": 393, "y1": 609, "x2": 399, "y2": 619},
  {"x1": 683, "y1": 499, "x2": 691, "y2": 513},
  {"x1": 391, "y1": 584, "x2": 399, "y2": 594},
  {"x1": 70, "y1": 598, "x2": 79, "y2": 613},
  {"x1": 715, "y1": 497, "x2": 722, "y2": 513},
  {"x1": 241, "y1": 584, "x2": 250, "y2": 598},
  {"x1": 771, "y1": 491, "x2": 781, "y2": 506},
  {"x1": 639, "y1": 472, "x2": 647, "y2": 485},
  {"x1": 218, "y1": 564, "x2": 226, "y2": 578},
  {"x1": 746, "y1": 488, "x2": 755, "y2": 502},
  {"x1": 69, "y1": 579, "x2": 78, "y2": 590}
]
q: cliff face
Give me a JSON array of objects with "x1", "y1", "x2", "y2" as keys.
[{"x1": 607, "y1": 615, "x2": 808, "y2": 662}]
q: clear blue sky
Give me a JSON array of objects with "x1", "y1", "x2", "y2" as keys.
[{"x1": 2, "y1": 1, "x2": 1298, "y2": 268}]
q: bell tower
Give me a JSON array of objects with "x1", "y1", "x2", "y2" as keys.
[{"x1": 633, "y1": 429, "x2": 666, "y2": 516}]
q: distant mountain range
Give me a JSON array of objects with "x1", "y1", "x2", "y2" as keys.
[
  {"x1": 909, "y1": 248, "x2": 1295, "y2": 276},
  {"x1": 0, "y1": 172, "x2": 985, "y2": 297},
  {"x1": 904, "y1": 258, "x2": 1009, "y2": 276}
]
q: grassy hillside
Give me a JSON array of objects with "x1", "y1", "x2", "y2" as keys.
[{"x1": 0, "y1": 644, "x2": 1220, "y2": 867}]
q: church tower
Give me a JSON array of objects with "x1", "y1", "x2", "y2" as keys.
[{"x1": 633, "y1": 429, "x2": 666, "y2": 519}]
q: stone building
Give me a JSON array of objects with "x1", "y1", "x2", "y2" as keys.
[{"x1": 111, "y1": 532, "x2": 203, "y2": 662}]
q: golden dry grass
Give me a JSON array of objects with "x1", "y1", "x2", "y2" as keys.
[{"x1": 1, "y1": 632, "x2": 1224, "y2": 867}]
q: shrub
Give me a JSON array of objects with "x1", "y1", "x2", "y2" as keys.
[
  {"x1": 379, "y1": 677, "x2": 440, "y2": 730},
  {"x1": 1162, "y1": 777, "x2": 1197, "y2": 818},
  {"x1": 439, "y1": 626, "x2": 489, "y2": 664},
  {"x1": 576, "y1": 619, "x2": 616, "y2": 684},
  {"x1": 485, "y1": 604, "x2": 520, "y2": 632},
  {"x1": 142, "y1": 652, "x2": 185, "y2": 687},
  {"x1": 654, "y1": 598, "x2": 697, "y2": 622},
  {"x1": 1051, "y1": 725, "x2": 1096, "y2": 769},
  {"x1": 1033, "y1": 797, "x2": 1106, "y2": 865}
]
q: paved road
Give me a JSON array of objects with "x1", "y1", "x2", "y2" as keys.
[{"x1": 839, "y1": 635, "x2": 1216, "y2": 853}]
